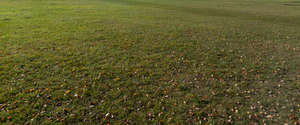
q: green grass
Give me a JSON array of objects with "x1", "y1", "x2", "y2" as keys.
[{"x1": 0, "y1": 0, "x2": 300, "y2": 124}]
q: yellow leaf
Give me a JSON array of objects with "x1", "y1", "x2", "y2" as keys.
[
  {"x1": 65, "y1": 90, "x2": 71, "y2": 94},
  {"x1": 114, "y1": 77, "x2": 120, "y2": 81}
]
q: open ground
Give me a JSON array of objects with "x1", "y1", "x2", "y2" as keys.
[{"x1": 0, "y1": 0, "x2": 299, "y2": 124}]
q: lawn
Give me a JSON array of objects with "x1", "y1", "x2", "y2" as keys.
[{"x1": 0, "y1": 0, "x2": 299, "y2": 124}]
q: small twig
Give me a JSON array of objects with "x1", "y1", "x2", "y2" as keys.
[{"x1": 0, "y1": 104, "x2": 7, "y2": 110}]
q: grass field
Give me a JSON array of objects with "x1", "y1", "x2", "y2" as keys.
[{"x1": 1, "y1": 0, "x2": 300, "y2": 124}]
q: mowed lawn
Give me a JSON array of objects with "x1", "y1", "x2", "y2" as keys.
[{"x1": 0, "y1": 0, "x2": 300, "y2": 124}]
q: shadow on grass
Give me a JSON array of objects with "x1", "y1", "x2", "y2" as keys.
[{"x1": 103, "y1": 0, "x2": 300, "y2": 26}]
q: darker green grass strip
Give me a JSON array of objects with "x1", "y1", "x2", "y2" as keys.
[{"x1": 103, "y1": 0, "x2": 300, "y2": 26}]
